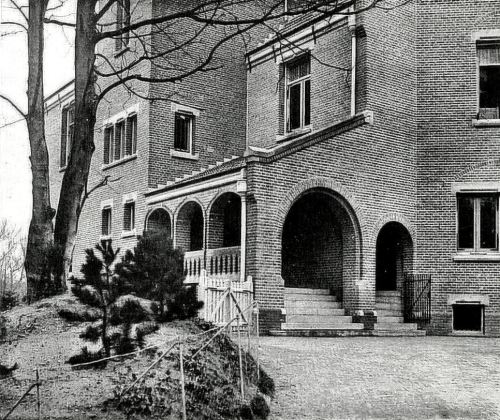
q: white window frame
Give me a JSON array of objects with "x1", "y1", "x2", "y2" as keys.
[
  {"x1": 60, "y1": 101, "x2": 75, "y2": 169},
  {"x1": 169, "y1": 102, "x2": 200, "y2": 160},
  {"x1": 456, "y1": 193, "x2": 499, "y2": 253},
  {"x1": 284, "y1": 55, "x2": 311, "y2": 133},
  {"x1": 100, "y1": 199, "x2": 113, "y2": 239},
  {"x1": 122, "y1": 192, "x2": 137, "y2": 237}
]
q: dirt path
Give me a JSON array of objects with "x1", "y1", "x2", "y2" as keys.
[{"x1": 259, "y1": 336, "x2": 500, "y2": 420}]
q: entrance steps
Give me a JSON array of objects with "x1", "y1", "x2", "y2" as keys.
[
  {"x1": 268, "y1": 288, "x2": 426, "y2": 337},
  {"x1": 374, "y1": 291, "x2": 424, "y2": 335}
]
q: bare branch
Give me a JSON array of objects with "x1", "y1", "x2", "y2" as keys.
[
  {"x1": 0, "y1": 94, "x2": 27, "y2": 120},
  {"x1": 7, "y1": 0, "x2": 28, "y2": 24}
]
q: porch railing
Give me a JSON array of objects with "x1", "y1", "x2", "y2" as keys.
[
  {"x1": 184, "y1": 246, "x2": 241, "y2": 283},
  {"x1": 403, "y1": 273, "x2": 431, "y2": 326}
]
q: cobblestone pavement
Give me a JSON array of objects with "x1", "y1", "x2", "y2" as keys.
[{"x1": 259, "y1": 336, "x2": 500, "y2": 420}]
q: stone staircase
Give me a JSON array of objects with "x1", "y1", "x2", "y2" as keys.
[
  {"x1": 269, "y1": 288, "x2": 426, "y2": 337},
  {"x1": 374, "y1": 291, "x2": 425, "y2": 336}
]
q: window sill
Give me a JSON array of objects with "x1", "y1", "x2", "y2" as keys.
[
  {"x1": 453, "y1": 252, "x2": 500, "y2": 262},
  {"x1": 170, "y1": 149, "x2": 199, "y2": 161},
  {"x1": 276, "y1": 126, "x2": 312, "y2": 142},
  {"x1": 100, "y1": 235, "x2": 112, "y2": 241},
  {"x1": 472, "y1": 118, "x2": 500, "y2": 128},
  {"x1": 102, "y1": 154, "x2": 137, "y2": 170},
  {"x1": 451, "y1": 330, "x2": 484, "y2": 337},
  {"x1": 121, "y1": 229, "x2": 137, "y2": 238}
]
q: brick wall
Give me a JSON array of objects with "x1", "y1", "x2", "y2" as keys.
[{"x1": 416, "y1": 0, "x2": 500, "y2": 336}]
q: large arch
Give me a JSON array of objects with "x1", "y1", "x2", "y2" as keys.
[
  {"x1": 207, "y1": 192, "x2": 241, "y2": 249},
  {"x1": 176, "y1": 200, "x2": 204, "y2": 251},
  {"x1": 375, "y1": 222, "x2": 414, "y2": 291},
  {"x1": 145, "y1": 207, "x2": 172, "y2": 238},
  {"x1": 281, "y1": 187, "x2": 361, "y2": 301}
]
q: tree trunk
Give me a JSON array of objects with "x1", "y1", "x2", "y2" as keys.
[
  {"x1": 54, "y1": 0, "x2": 98, "y2": 285},
  {"x1": 25, "y1": 0, "x2": 55, "y2": 303}
]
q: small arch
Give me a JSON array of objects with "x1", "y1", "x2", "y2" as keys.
[
  {"x1": 176, "y1": 200, "x2": 204, "y2": 251},
  {"x1": 144, "y1": 207, "x2": 172, "y2": 238},
  {"x1": 207, "y1": 192, "x2": 241, "y2": 249},
  {"x1": 375, "y1": 222, "x2": 414, "y2": 292}
]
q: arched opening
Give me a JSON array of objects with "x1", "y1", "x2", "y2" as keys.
[
  {"x1": 208, "y1": 192, "x2": 241, "y2": 248},
  {"x1": 281, "y1": 189, "x2": 359, "y2": 299},
  {"x1": 145, "y1": 208, "x2": 172, "y2": 238},
  {"x1": 376, "y1": 222, "x2": 413, "y2": 291},
  {"x1": 176, "y1": 201, "x2": 204, "y2": 251}
]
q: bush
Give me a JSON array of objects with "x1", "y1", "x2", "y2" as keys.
[
  {"x1": 258, "y1": 368, "x2": 275, "y2": 398},
  {"x1": 0, "y1": 290, "x2": 18, "y2": 311},
  {"x1": 67, "y1": 347, "x2": 107, "y2": 370},
  {"x1": 250, "y1": 394, "x2": 270, "y2": 419},
  {"x1": 58, "y1": 308, "x2": 100, "y2": 323},
  {"x1": 240, "y1": 404, "x2": 254, "y2": 420}
]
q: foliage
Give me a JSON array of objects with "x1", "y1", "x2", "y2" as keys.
[
  {"x1": 58, "y1": 308, "x2": 100, "y2": 322},
  {"x1": 111, "y1": 320, "x2": 274, "y2": 419},
  {"x1": 115, "y1": 232, "x2": 203, "y2": 322},
  {"x1": 258, "y1": 368, "x2": 275, "y2": 398},
  {"x1": 250, "y1": 394, "x2": 270, "y2": 419},
  {"x1": 67, "y1": 240, "x2": 153, "y2": 364},
  {"x1": 67, "y1": 346, "x2": 107, "y2": 370},
  {"x1": 0, "y1": 290, "x2": 19, "y2": 312}
]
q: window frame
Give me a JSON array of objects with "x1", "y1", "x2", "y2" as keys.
[
  {"x1": 122, "y1": 198, "x2": 136, "y2": 237},
  {"x1": 60, "y1": 101, "x2": 75, "y2": 169},
  {"x1": 103, "y1": 110, "x2": 138, "y2": 167},
  {"x1": 174, "y1": 111, "x2": 195, "y2": 154},
  {"x1": 456, "y1": 193, "x2": 499, "y2": 253},
  {"x1": 284, "y1": 54, "x2": 311, "y2": 133},
  {"x1": 115, "y1": 0, "x2": 130, "y2": 53},
  {"x1": 475, "y1": 38, "x2": 500, "y2": 123},
  {"x1": 101, "y1": 206, "x2": 112, "y2": 237}
]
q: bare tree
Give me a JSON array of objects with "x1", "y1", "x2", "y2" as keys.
[{"x1": 0, "y1": 220, "x2": 26, "y2": 307}]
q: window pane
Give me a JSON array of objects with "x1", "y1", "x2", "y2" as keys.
[
  {"x1": 287, "y1": 56, "x2": 310, "y2": 82},
  {"x1": 480, "y1": 196, "x2": 497, "y2": 249},
  {"x1": 102, "y1": 208, "x2": 111, "y2": 236},
  {"x1": 174, "y1": 113, "x2": 191, "y2": 151},
  {"x1": 479, "y1": 67, "x2": 500, "y2": 118},
  {"x1": 458, "y1": 196, "x2": 474, "y2": 249},
  {"x1": 60, "y1": 108, "x2": 68, "y2": 167},
  {"x1": 123, "y1": 202, "x2": 134, "y2": 231},
  {"x1": 114, "y1": 121, "x2": 124, "y2": 160},
  {"x1": 304, "y1": 79, "x2": 311, "y2": 126},
  {"x1": 288, "y1": 84, "x2": 301, "y2": 130},
  {"x1": 478, "y1": 43, "x2": 500, "y2": 65}
]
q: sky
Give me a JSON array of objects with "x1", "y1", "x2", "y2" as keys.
[{"x1": 0, "y1": 0, "x2": 75, "y2": 233}]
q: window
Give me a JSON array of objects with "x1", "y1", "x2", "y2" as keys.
[
  {"x1": 477, "y1": 41, "x2": 500, "y2": 120},
  {"x1": 453, "y1": 304, "x2": 483, "y2": 333},
  {"x1": 115, "y1": 0, "x2": 130, "y2": 52},
  {"x1": 102, "y1": 207, "x2": 112, "y2": 236},
  {"x1": 285, "y1": 54, "x2": 311, "y2": 132},
  {"x1": 174, "y1": 112, "x2": 194, "y2": 153},
  {"x1": 60, "y1": 103, "x2": 75, "y2": 168},
  {"x1": 103, "y1": 113, "x2": 137, "y2": 165},
  {"x1": 123, "y1": 201, "x2": 135, "y2": 232},
  {"x1": 457, "y1": 194, "x2": 498, "y2": 251}
]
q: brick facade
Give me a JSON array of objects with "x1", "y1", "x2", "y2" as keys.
[{"x1": 44, "y1": 1, "x2": 500, "y2": 336}]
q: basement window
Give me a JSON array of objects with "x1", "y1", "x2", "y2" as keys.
[{"x1": 452, "y1": 304, "x2": 484, "y2": 333}]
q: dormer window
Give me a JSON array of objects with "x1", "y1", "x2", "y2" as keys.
[
  {"x1": 477, "y1": 41, "x2": 500, "y2": 120},
  {"x1": 285, "y1": 54, "x2": 311, "y2": 132}
]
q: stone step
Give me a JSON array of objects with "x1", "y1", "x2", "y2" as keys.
[
  {"x1": 286, "y1": 293, "x2": 337, "y2": 302},
  {"x1": 372, "y1": 330, "x2": 426, "y2": 337},
  {"x1": 282, "y1": 322, "x2": 364, "y2": 330},
  {"x1": 375, "y1": 302, "x2": 403, "y2": 311},
  {"x1": 373, "y1": 323, "x2": 418, "y2": 331},
  {"x1": 285, "y1": 288, "x2": 331, "y2": 295},
  {"x1": 376, "y1": 291, "x2": 401, "y2": 297},
  {"x1": 269, "y1": 329, "x2": 426, "y2": 337},
  {"x1": 285, "y1": 307, "x2": 346, "y2": 316},
  {"x1": 375, "y1": 296, "x2": 403, "y2": 304},
  {"x1": 376, "y1": 316, "x2": 404, "y2": 324},
  {"x1": 286, "y1": 300, "x2": 342, "y2": 309},
  {"x1": 375, "y1": 309, "x2": 403, "y2": 317},
  {"x1": 286, "y1": 315, "x2": 352, "y2": 323}
]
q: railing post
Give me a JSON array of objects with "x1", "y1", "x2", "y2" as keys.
[{"x1": 238, "y1": 183, "x2": 247, "y2": 282}]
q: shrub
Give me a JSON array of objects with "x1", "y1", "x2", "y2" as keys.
[
  {"x1": 250, "y1": 394, "x2": 270, "y2": 419},
  {"x1": 258, "y1": 368, "x2": 275, "y2": 398},
  {"x1": 240, "y1": 404, "x2": 254, "y2": 420},
  {"x1": 58, "y1": 308, "x2": 100, "y2": 323},
  {"x1": 67, "y1": 347, "x2": 107, "y2": 369},
  {"x1": 0, "y1": 290, "x2": 18, "y2": 311}
]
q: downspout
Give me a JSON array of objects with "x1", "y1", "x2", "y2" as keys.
[{"x1": 348, "y1": 7, "x2": 357, "y2": 116}]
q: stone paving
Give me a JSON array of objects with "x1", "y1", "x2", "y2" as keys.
[{"x1": 259, "y1": 336, "x2": 500, "y2": 420}]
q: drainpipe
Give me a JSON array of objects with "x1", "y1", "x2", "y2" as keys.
[{"x1": 348, "y1": 7, "x2": 357, "y2": 116}]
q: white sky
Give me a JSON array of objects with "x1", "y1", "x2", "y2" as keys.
[{"x1": 0, "y1": 0, "x2": 75, "y2": 233}]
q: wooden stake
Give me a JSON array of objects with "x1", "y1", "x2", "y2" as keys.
[
  {"x1": 36, "y1": 368, "x2": 41, "y2": 420},
  {"x1": 179, "y1": 343, "x2": 187, "y2": 420},
  {"x1": 237, "y1": 315, "x2": 244, "y2": 399}
]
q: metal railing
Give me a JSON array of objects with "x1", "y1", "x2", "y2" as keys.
[{"x1": 403, "y1": 273, "x2": 431, "y2": 326}]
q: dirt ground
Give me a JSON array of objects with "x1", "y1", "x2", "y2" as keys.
[
  {"x1": 259, "y1": 336, "x2": 500, "y2": 420},
  {"x1": 0, "y1": 297, "x2": 182, "y2": 419}
]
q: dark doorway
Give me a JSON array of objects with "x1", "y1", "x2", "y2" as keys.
[{"x1": 376, "y1": 222, "x2": 413, "y2": 291}]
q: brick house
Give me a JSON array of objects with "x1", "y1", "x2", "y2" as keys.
[{"x1": 44, "y1": 0, "x2": 500, "y2": 336}]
